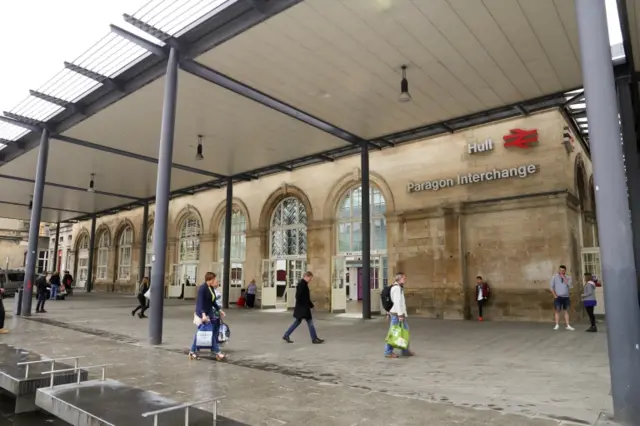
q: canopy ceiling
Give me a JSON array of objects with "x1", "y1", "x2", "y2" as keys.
[{"x1": 0, "y1": 0, "x2": 627, "y2": 224}]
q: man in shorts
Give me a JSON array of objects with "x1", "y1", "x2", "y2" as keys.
[{"x1": 550, "y1": 265, "x2": 574, "y2": 331}]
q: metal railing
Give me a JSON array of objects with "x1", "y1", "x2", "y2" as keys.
[
  {"x1": 41, "y1": 364, "x2": 111, "y2": 388},
  {"x1": 17, "y1": 356, "x2": 85, "y2": 379},
  {"x1": 141, "y1": 397, "x2": 225, "y2": 426}
]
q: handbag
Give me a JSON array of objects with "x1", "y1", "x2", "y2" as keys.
[
  {"x1": 193, "y1": 313, "x2": 203, "y2": 326},
  {"x1": 196, "y1": 323, "x2": 213, "y2": 348},
  {"x1": 385, "y1": 322, "x2": 410, "y2": 350}
]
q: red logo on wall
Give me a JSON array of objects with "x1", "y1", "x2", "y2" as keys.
[{"x1": 503, "y1": 129, "x2": 539, "y2": 148}]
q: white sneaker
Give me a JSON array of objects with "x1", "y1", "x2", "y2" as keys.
[
  {"x1": 566, "y1": 325, "x2": 575, "y2": 331},
  {"x1": 553, "y1": 324, "x2": 559, "y2": 330}
]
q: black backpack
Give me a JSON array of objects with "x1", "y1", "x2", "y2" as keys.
[{"x1": 380, "y1": 285, "x2": 393, "y2": 312}]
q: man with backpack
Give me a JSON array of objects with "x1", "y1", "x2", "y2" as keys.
[{"x1": 381, "y1": 272, "x2": 413, "y2": 358}]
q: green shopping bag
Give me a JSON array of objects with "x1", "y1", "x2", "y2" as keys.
[{"x1": 385, "y1": 323, "x2": 410, "y2": 350}]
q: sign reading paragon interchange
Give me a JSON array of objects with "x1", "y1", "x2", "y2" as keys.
[{"x1": 407, "y1": 164, "x2": 539, "y2": 193}]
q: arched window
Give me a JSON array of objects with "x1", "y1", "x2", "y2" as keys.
[
  {"x1": 218, "y1": 208, "x2": 247, "y2": 261},
  {"x1": 117, "y1": 227, "x2": 133, "y2": 280},
  {"x1": 270, "y1": 197, "x2": 307, "y2": 257},
  {"x1": 179, "y1": 217, "x2": 201, "y2": 262},
  {"x1": 337, "y1": 186, "x2": 387, "y2": 253},
  {"x1": 96, "y1": 231, "x2": 110, "y2": 280},
  {"x1": 79, "y1": 234, "x2": 89, "y2": 250},
  {"x1": 145, "y1": 227, "x2": 153, "y2": 267}
]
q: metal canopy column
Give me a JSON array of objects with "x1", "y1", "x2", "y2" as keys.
[
  {"x1": 617, "y1": 77, "x2": 640, "y2": 288},
  {"x1": 575, "y1": 1, "x2": 640, "y2": 424},
  {"x1": 361, "y1": 141, "x2": 371, "y2": 319},
  {"x1": 86, "y1": 215, "x2": 97, "y2": 292},
  {"x1": 222, "y1": 178, "x2": 232, "y2": 309},
  {"x1": 52, "y1": 223, "x2": 60, "y2": 272},
  {"x1": 139, "y1": 202, "x2": 149, "y2": 284},
  {"x1": 21, "y1": 129, "x2": 50, "y2": 317},
  {"x1": 150, "y1": 47, "x2": 179, "y2": 346}
]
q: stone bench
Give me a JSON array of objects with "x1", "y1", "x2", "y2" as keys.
[
  {"x1": 0, "y1": 343, "x2": 88, "y2": 413},
  {"x1": 35, "y1": 378, "x2": 245, "y2": 426}
]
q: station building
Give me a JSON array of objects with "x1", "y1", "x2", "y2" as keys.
[{"x1": 67, "y1": 109, "x2": 599, "y2": 322}]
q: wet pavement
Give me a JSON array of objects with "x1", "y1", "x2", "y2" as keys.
[
  {"x1": 0, "y1": 393, "x2": 70, "y2": 425},
  {"x1": 0, "y1": 293, "x2": 613, "y2": 425}
]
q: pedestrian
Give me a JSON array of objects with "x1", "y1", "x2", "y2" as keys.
[
  {"x1": 282, "y1": 271, "x2": 324, "y2": 344},
  {"x1": 384, "y1": 272, "x2": 414, "y2": 358},
  {"x1": 35, "y1": 274, "x2": 48, "y2": 313},
  {"x1": 246, "y1": 279, "x2": 257, "y2": 308},
  {"x1": 0, "y1": 286, "x2": 7, "y2": 334},
  {"x1": 582, "y1": 272, "x2": 598, "y2": 332},
  {"x1": 189, "y1": 272, "x2": 226, "y2": 361},
  {"x1": 475, "y1": 276, "x2": 490, "y2": 321},
  {"x1": 49, "y1": 271, "x2": 61, "y2": 300},
  {"x1": 132, "y1": 277, "x2": 150, "y2": 318},
  {"x1": 62, "y1": 270, "x2": 74, "y2": 295},
  {"x1": 550, "y1": 265, "x2": 574, "y2": 331}
]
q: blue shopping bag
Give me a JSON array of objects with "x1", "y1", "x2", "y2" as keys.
[{"x1": 195, "y1": 322, "x2": 214, "y2": 350}]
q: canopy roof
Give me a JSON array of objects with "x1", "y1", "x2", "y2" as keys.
[{"x1": 0, "y1": 0, "x2": 634, "y2": 223}]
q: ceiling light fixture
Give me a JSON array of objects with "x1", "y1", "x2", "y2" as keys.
[
  {"x1": 196, "y1": 134, "x2": 204, "y2": 161},
  {"x1": 88, "y1": 173, "x2": 95, "y2": 193},
  {"x1": 399, "y1": 65, "x2": 412, "y2": 103}
]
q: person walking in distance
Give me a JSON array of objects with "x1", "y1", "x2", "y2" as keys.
[
  {"x1": 0, "y1": 286, "x2": 7, "y2": 334},
  {"x1": 550, "y1": 265, "x2": 574, "y2": 330},
  {"x1": 582, "y1": 272, "x2": 598, "y2": 332},
  {"x1": 475, "y1": 276, "x2": 490, "y2": 321},
  {"x1": 35, "y1": 273, "x2": 48, "y2": 313},
  {"x1": 384, "y1": 272, "x2": 414, "y2": 358},
  {"x1": 132, "y1": 277, "x2": 150, "y2": 318},
  {"x1": 246, "y1": 279, "x2": 257, "y2": 309},
  {"x1": 282, "y1": 271, "x2": 324, "y2": 344}
]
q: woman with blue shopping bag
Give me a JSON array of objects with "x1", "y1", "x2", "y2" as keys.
[{"x1": 189, "y1": 272, "x2": 226, "y2": 361}]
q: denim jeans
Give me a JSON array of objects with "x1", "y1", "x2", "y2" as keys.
[
  {"x1": 190, "y1": 318, "x2": 221, "y2": 354},
  {"x1": 50, "y1": 285, "x2": 58, "y2": 300},
  {"x1": 36, "y1": 292, "x2": 47, "y2": 312},
  {"x1": 284, "y1": 318, "x2": 318, "y2": 341},
  {"x1": 384, "y1": 315, "x2": 410, "y2": 356}
]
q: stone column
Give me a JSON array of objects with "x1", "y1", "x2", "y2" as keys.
[{"x1": 307, "y1": 220, "x2": 333, "y2": 311}]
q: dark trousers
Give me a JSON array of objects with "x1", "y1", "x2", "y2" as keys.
[
  {"x1": 477, "y1": 299, "x2": 486, "y2": 317},
  {"x1": 36, "y1": 292, "x2": 47, "y2": 312},
  {"x1": 0, "y1": 300, "x2": 5, "y2": 329},
  {"x1": 246, "y1": 293, "x2": 256, "y2": 308},
  {"x1": 585, "y1": 306, "x2": 596, "y2": 327},
  {"x1": 133, "y1": 294, "x2": 149, "y2": 315}
]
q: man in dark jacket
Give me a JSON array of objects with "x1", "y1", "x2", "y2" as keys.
[
  {"x1": 282, "y1": 271, "x2": 324, "y2": 344},
  {"x1": 35, "y1": 274, "x2": 48, "y2": 313}
]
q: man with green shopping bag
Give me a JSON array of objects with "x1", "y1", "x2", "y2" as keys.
[{"x1": 384, "y1": 272, "x2": 414, "y2": 358}]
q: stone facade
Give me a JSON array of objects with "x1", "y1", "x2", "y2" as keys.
[{"x1": 68, "y1": 109, "x2": 597, "y2": 322}]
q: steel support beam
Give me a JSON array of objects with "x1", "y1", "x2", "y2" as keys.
[
  {"x1": 139, "y1": 201, "x2": 149, "y2": 285},
  {"x1": 21, "y1": 129, "x2": 50, "y2": 317},
  {"x1": 0, "y1": 200, "x2": 87, "y2": 215},
  {"x1": 86, "y1": 215, "x2": 97, "y2": 292},
  {"x1": 576, "y1": 2, "x2": 640, "y2": 424},
  {"x1": 0, "y1": 173, "x2": 140, "y2": 201},
  {"x1": 222, "y1": 177, "x2": 233, "y2": 309},
  {"x1": 361, "y1": 141, "x2": 371, "y2": 320},
  {"x1": 52, "y1": 223, "x2": 60, "y2": 272},
  {"x1": 150, "y1": 47, "x2": 179, "y2": 346},
  {"x1": 28, "y1": 90, "x2": 86, "y2": 116},
  {"x1": 64, "y1": 62, "x2": 123, "y2": 92},
  {"x1": 52, "y1": 134, "x2": 226, "y2": 179},
  {"x1": 0, "y1": 115, "x2": 40, "y2": 133},
  {"x1": 110, "y1": 24, "x2": 167, "y2": 57}
]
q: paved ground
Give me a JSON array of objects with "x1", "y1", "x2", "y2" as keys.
[{"x1": 0, "y1": 293, "x2": 613, "y2": 425}]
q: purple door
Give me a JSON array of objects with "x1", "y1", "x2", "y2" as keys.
[{"x1": 357, "y1": 267, "x2": 378, "y2": 301}]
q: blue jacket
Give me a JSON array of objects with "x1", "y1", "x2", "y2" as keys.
[{"x1": 195, "y1": 283, "x2": 221, "y2": 318}]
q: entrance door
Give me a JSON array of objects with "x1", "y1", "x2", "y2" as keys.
[
  {"x1": 261, "y1": 259, "x2": 276, "y2": 309},
  {"x1": 581, "y1": 248, "x2": 604, "y2": 315},
  {"x1": 77, "y1": 257, "x2": 88, "y2": 288},
  {"x1": 181, "y1": 263, "x2": 198, "y2": 299},
  {"x1": 331, "y1": 256, "x2": 347, "y2": 313},
  {"x1": 286, "y1": 259, "x2": 306, "y2": 309},
  {"x1": 227, "y1": 262, "x2": 244, "y2": 304},
  {"x1": 167, "y1": 264, "x2": 181, "y2": 298}
]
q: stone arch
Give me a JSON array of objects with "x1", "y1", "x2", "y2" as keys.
[
  {"x1": 113, "y1": 218, "x2": 136, "y2": 245},
  {"x1": 258, "y1": 184, "x2": 314, "y2": 230},
  {"x1": 174, "y1": 204, "x2": 204, "y2": 237},
  {"x1": 210, "y1": 197, "x2": 252, "y2": 236},
  {"x1": 73, "y1": 228, "x2": 90, "y2": 251},
  {"x1": 94, "y1": 224, "x2": 112, "y2": 248},
  {"x1": 324, "y1": 170, "x2": 396, "y2": 220}
]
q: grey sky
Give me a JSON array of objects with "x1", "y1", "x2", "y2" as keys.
[{"x1": 0, "y1": 0, "x2": 626, "y2": 115}]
